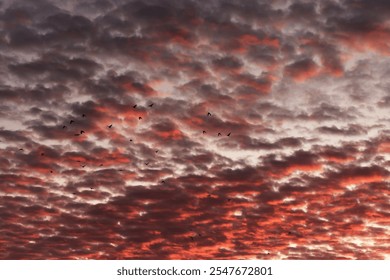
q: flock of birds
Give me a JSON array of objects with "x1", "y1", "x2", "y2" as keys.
[
  {"x1": 61, "y1": 104, "x2": 231, "y2": 137},
  {"x1": 17, "y1": 103, "x2": 233, "y2": 179}
]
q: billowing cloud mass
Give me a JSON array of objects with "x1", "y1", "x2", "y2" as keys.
[{"x1": 0, "y1": 0, "x2": 389, "y2": 260}]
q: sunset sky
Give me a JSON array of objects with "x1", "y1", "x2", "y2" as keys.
[{"x1": 0, "y1": 0, "x2": 389, "y2": 260}]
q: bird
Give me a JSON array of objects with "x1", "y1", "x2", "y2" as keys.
[
  {"x1": 149, "y1": 103, "x2": 154, "y2": 107},
  {"x1": 207, "y1": 112, "x2": 211, "y2": 116},
  {"x1": 62, "y1": 125, "x2": 67, "y2": 129},
  {"x1": 133, "y1": 104, "x2": 137, "y2": 108},
  {"x1": 161, "y1": 180, "x2": 165, "y2": 184},
  {"x1": 129, "y1": 139, "x2": 133, "y2": 142},
  {"x1": 108, "y1": 124, "x2": 113, "y2": 128},
  {"x1": 50, "y1": 170, "x2": 53, "y2": 173},
  {"x1": 218, "y1": 132, "x2": 221, "y2": 136},
  {"x1": 227, "y1": 198, "x2": 231, "y2": 202},
  {"x1": 138, "y1": 117, "x2": 142, "y2": 120},
  {"x1": 202, "y1": 130, "x2": 206, "y2": 134},
  {"x1": 80, "y1": 130, "x2": 85, "y2": 134},
  {"x1": 227, "y1": 132, "x2": 231, "y2": 136},
  {"x1": 190, "y1": 236, "x2": 194, "y2": 241},
  {"x1": 74, "y1": 133, "x2": 80, "y2": 136},
  {"x1": 41, "y1": 153, "x2": 45, "y2": 156},
  {"x1": 82, "y1": 114, "x2": 86, "y2": 117},
  {"x1": 70, "y1": 120, "x2": 74, "y2": 124},
  {"x1": 19, "y1": 148, "x2": 24, "y2": 151},
  {"x1": 145, "y1": 162, "x2": 149, "y2": 165},
  {"x1": 155, "y1": 150, "x2": 159, "y2": 153}
]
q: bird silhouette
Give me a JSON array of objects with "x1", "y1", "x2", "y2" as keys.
[
  {"x1": 161, "y1": 180, "x2": 165, "y2": 184},
  {"x1": 145, "y1": 162, "x2": 149, "y2": 165},
  {"x1": 82, "y1": 114, "x2": 86, "y2": 117},
  {"x1": 129, "y1": 139, "x2": 133, "y2": 142},
  {"x1": 227, "y1": 132, "x2": 231, "y2": 136},
  {"x1": 203, "y1": 130, "x2": 206, "y2": 134},
  {"x1": 155, "y1": 150, "x2": 159, "y2": 153},
  {"x1": 133, "y1": 104, "x2": 137, "y2": 108},
  {"x1": 218, "y1": 132, "x2": 221, "y2": 136},
  {"x1": 62, "y1": 125, "x2": 67, "y2": 129},
  {"x1": 41, "y1": 153, "x2": 45, "y2": 156},
  {"x1": 70, "y1": 120, "x2": 74, "y2": 124},
  {"x1": 74, "y1": 133, "x2": 80, "y2": 136},
  {"x1": 50, "y1": 170, "x2": 53, "y2": 173},
  {"x1": 19, "y1": 148, "x2": 24, "y2": 151},
  {"x1": 81, "y1": 164, "x2": 86, "y2": 168},
  {"x1": 149, "y1": 103, "x2": 154, "y2": 107},
  {"x1": 138, "y1": 117, "x2": 142, "y2": 120},
  {"x1": 207, "y1": 112, "x2": 211, "y2": 116},
  {"x1": 80, "y1": 130, "x2": 85, "y2": 134},
  {"x1": 108, "y1": 124, "x2": 113, "y2": 128}
]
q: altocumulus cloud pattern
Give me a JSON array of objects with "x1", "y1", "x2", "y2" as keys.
[{"x1": 0, "y1": 0, "x2": 389, "y2": 260}]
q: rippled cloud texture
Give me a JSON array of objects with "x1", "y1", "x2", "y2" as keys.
[{"x1": 0, "y1": 0, "x2": 389, "y2": 259}]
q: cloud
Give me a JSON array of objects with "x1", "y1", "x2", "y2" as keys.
[{"x1": 0, "y1": 0, "x2": 389, "y2": 260}]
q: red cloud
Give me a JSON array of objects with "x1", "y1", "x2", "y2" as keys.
[{"x1": 283, "y1": 58, "x2": 319, "y2": 82}]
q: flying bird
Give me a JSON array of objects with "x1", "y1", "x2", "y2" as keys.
[
  {"x1": 70, "y1": 120, "x2": 74, "y2": 124},
  {"x1": 161, "y1": 180, "x2": 165, "y2": 184},
  {"x1": 218, "y1": 132, "x2": 221, "y2": 136},
  {"x1": 145, "y1": 162, "x2": 149, "y2": 165},
  {"x1": 19, "y1": 148, "x2": 24, "y2": 151},
  {"x1": 133, "y1": 104, "x2": 137, "y2": 108},
  {"x1": 62, "y1": 125, "x2": 67, "y2": 129},
  {"x1": 108, "y1": 124, "x2": 113, "y2": 128},
  {"x1": 149, "y1": 103, "x2": 154, "y2": 107},
  {"x1": 82, "y1": 114, "x2": 86, "y2": 117},
  {"x1": 207, "y1": 112, "x2": 211, "y2": 116},
  {"x1": 80, "y1": 130, "x2": 85, "y2": 134},
  {"x1": 138, "y1": 117, "x2": 142, "y2": 120},
  {"x1": 74, "y1": 133, "x2": 80, "y2": 136},
  {"x1": 203, "y1": 130, "x2": 206, "y2": 134},
  {"x1": 155, "y1": 150, "x2": 159, "y2": 153},
  {"x1": 129, "y1": 139, "x2": 133, "y2": 142},
  {"x1": 227, "y1": 132, "x2": 231, "y2": 136},
  {"x1": 41, "y1": 153, "x2": 45, "y2": 156}
]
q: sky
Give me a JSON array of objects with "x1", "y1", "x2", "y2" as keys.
[{"x1": 0, "y1": 0, "x2": 389, "y2": 260}]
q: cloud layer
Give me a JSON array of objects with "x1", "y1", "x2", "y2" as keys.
[{"x1": 0, "y1": 0, "x2": 389, "y2": 259}]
